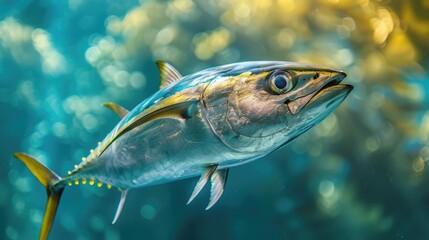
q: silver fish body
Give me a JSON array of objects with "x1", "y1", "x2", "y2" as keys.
[
  {"x1": 14, "y1": 61, "x2": 352, "y2": 239},
  {"x1": 87, "y1": 103, "x2": 244, "y2": 188},
  {"x1": 69, "y1": 61, "x2": 351, "y2": 188}
]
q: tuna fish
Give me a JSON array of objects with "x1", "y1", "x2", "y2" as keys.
[{"x1": 14, "y1": 61, "x2": 352, "y2": 239}]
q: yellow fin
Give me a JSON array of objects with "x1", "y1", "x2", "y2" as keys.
[
  {"x1": 156, "y1": 60, "x2": 183, "y2": 89},
  {"x1": 14, "y1": 153, "x2": 60, "y2": 187},
  {"x1": 103, "y1": 102, "x2": 129, "y2": 119},
  {"x1": 13, "y1": 152, "x2": 64, "y2": 240}
]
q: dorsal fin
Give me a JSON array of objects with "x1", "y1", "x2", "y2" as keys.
[
  {"x1": 103, "y1": 102, "x2": 129, "y2": 119},
  {"x1": 112, "y1": 189, "x2": 129, "y2": 224},
  {"x1": 156, "y1": 60, "x2": 183, "y2": 89}
]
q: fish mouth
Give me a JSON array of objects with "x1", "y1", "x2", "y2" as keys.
[
  {"x1": 286, "y1": 71, "x2": 352, "y2": 114},
  {"x1": 305, "y1": 71, "x2": 352, "y2": 111},
  {"x1": 317, "y1": 71, "x2": 347, "y2": 94}
]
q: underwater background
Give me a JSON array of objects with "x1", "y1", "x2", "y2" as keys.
[{"x1": 1, "y1": 0, "x2": 429, "y2": 239}]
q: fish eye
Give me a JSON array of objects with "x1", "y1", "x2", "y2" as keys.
[{"x1": 268, "y1": 70, "x2": 293, "y2": 94}]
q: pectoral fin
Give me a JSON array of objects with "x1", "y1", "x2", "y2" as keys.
[
  {"x1": 112, "y1": 189, "x2": 129, "y2": 224},
  {"x1": 206, "y1": 168, "x2": 229, "y2": 210},
  {"x1": 119, "y1": 100, "x2": 199, "y2": 138},
  {"x1": 100, "y1": 100, "x2": 199, "y2": 156},
  {"x1": 187, "y1": 165, "x2": 218, "y2": 205},
  {"x1": 103, "y1": 102, "x2": 129, "y2": 118}
]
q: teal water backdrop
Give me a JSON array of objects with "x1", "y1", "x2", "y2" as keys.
[{"x1": 1, "y1": 0, "x2": 429, "y2": 239}]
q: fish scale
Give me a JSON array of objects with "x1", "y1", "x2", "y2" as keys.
[{"x1": 14, "y1": 60, "x2": 352, "y2": 240}]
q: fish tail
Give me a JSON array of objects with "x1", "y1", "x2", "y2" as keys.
[{"x1": 14, "y1": 152, "x2": 65, "y2": 240}]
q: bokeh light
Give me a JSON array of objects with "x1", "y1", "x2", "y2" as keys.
[{"x1": 1, "y1": 0, "x2": 429, "y2": 239}]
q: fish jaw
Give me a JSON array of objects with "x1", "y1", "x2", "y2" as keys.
[
  {"x1": 285, "y1": 70, "x2": 348, "y2": 115},
  {"x1": 305, "y1": 83, "x2": 353, "y2": 112}
]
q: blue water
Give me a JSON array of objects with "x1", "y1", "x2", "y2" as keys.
[{"x1": 1, "y1": 0, "x2": 429, "y2": 239}]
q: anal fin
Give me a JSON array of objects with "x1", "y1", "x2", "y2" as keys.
[{"x1": 112, "y1": 189, "x2": 129, "y2": 224}]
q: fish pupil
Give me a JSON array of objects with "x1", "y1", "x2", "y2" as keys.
[{"x1": 274, "y1": 75, "x2": 288, "y2": 89}]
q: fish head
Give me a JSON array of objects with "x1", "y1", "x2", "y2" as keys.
[{"x1": 202, "y1": 61, "x2": 353, "y2": 153}]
